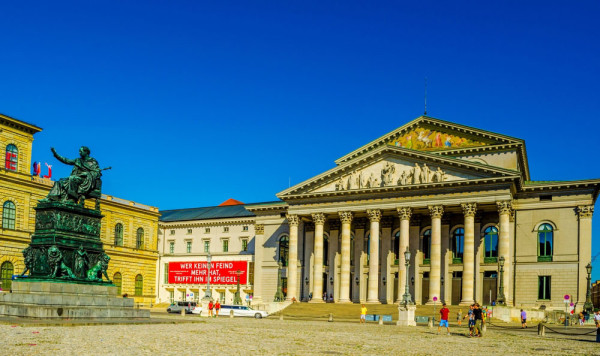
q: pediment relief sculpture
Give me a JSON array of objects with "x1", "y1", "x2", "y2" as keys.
[{"x1": 388, "y1": 127, "x2": 489, "y2": 151}]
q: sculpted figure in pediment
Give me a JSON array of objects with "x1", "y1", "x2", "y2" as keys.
[
  {"x1": 335, "y1": 177, "x2": 345, "y2": 191},
  {"x1": 421, "y1": 164, "x2": 431, "y2": 183},
  {"x1": 398, "y1": 171, "x2": 409, "y2": 186},
  {"x1": 412, "y1": 163, "x2": 422, "y2": 184},
  {"x1": 432, "y1": 167, "x2": 446, "y2": 183},
  {"x1": 381, "y1": 162, "x2": 396, "y2": 186}
]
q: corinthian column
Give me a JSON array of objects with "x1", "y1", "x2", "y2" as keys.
[
  {"x1": 338, "y1": 211, "x2": 353, "y2": 303},
  {"x1": 367, "y1": 209, "x2": 382, "y2": 303},
  {"x1": 460, "y1": 203, "x2": 477, "y2": 305},
  {"x1": 286, "y1": 214, "x2": 299, "y2": 301},
  {"x1": 428, "y1": 205, "x2": 444, "y2": 303},
  {"x1": 578, "y1": 206, "x2": 594, "y2": 306},
  {"x1": 311, "y1": 213, "x2": 326, "y2": 303},
  {"x1": 497, "y1": 201, "x2": 512, "y2": 304},
  {"x1": 396, "y1": 207, "x2": 412, "y2": 303}
]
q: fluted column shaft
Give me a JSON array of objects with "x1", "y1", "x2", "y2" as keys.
[
  {"x1": 429, "y1": 205, "x2": 444, "y2": 303},
  {"x1": 461, "y1": 203, "x2": 477, "y2": 305},
  {"x1": 312, "y1": 213, "x2": 325, "y2": 302},
  {"x1": 339, "y1": 211, "x2": 353, "y2": 303},
  {"x1": 497, "y1": 201, "x2": 512, "y2": 304},
  {"x1": 367, "y1": 210, "x2": 381, "y2": 303},
  {"x1": 286, "y1": 214, "x2": 299, "y2": 301},
  {"x1": 396, "y1": 207, "x2": 412, "y2": 303}
]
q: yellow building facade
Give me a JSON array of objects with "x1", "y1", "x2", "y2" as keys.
[{"x1": 0, "y1": 113, "x2": 160, "y2": 306}]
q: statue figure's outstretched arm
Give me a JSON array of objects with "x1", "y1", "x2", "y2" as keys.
[{"x1": 51, "y1": 147, "x2": 75, "y2": 165}]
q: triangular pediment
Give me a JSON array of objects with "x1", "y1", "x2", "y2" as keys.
[{"x1": 277, "y1": 146, "x2": 519, "y2": 198}]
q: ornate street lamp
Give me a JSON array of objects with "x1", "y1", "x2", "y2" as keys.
[
  {"x1": 497, "y1": 256, "x2": 506, "y2": 305},
  {"x1": 584, "y1": 262, "x2": 593, "y2": 313},
  {"x1": 203, "y1": 252, "x2": 212, "y2": 300},
  {"x1": 402, "y1": 247, "x2": 413, "y2": 306},
  {"x1": 274, "y1": 261, "x2": 284, "y2": 302},
  {"x1": 233, "y1": 269, "x2": 243, "y2": 305}
]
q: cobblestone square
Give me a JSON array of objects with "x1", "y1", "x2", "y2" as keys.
[{"x1": 1, "y1": 318, "x2": 598, "y2": 355}]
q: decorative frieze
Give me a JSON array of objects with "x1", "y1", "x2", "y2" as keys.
[
  {"x1": 334, "y1": 162, "x2": 448, "y2": 191},
  {"x1": 428, "y1": 205, "x2": 444, "y2": 219},
  {"x1": 254, "y1": 224, "x2": 264, "y2": 235},
  {"x1": 461, "y1": 203, "x2": 477, "y2": 217},
  {"x1": 312, "y1": 213, "x2": 326, "y2": 225},
  {"x1": 367, "y1": 209, "x2": 382, "y2": 222},
  {"x1": 286, "y1": 214, "x2": 300, "y2": 227},
  {"x1": 397, "y1": 207, "x2": 412, "y2": 221},
  {"x1": 338, "y1": 211, "x2": 353, "y2": 224},
  {"x1": 577, "y1": 206, "x2": 594, "y2": 219}
]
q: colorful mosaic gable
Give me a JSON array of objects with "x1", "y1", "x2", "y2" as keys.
[{"x1": 389, "y1": 127, "x2": 488, "y2": 151}]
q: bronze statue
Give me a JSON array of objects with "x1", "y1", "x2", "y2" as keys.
[
  {"x1": 20, "y1": 246, "x2": 35, "y2": 277},
  {"x1": 86, "y1": 253, "x2": 111, "y2": 282},
  {"x1": 47, "y1": 246, "x2": 76, "y2": 279},
  {"x1": 45, "y1": 146, "x2": 104, "y2": 207},
  {"x1": 73, "y1": 245, "x2": 89, "y2": 278}
]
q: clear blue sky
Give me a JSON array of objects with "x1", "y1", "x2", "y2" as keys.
[{"x1": 2, "y1": 2, "x2": 600, "y2": 277}]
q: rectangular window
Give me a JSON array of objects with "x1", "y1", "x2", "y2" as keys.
[
  {"x1": 187, "y1": 229, "x2": 192, "y2": 234},
  {"x1": 169, "y1": 242, "x2": 174, "y2": 254},
  {"x1": 204, "y1": 240, "x2": 210, "y2": 253},
  {"x1": 242, "y1": 239, "x2": 248, "y2": 252},
  {"x1": 169, "y1": 290, "x2": 174, "y2": 304},
  {"x1": 223, "y1": 239, "x2": 229, "y2": 252},
  {"x1": 538, "y1": 276, "x2": 551, "y2": 300},
  {"x1": 223, "y1": 226, "x2": 229, "y2": 233},
  {"x1": 248, "y1": 262, "x2": 254, "y2": 285},
  {"x1": 243, "y1": 226, "x2": 248, "y2": 231},
  {"x1": 170, "y1": 230, "x2": 175, "y2": 235},
  {"x1": 164, "y1": 263, "x2": 169, "y2": 284},
  {"x1": 205, "y1": 228, "x2": 210, "y2": 233},
  {"x1": 181, "y1": 289, "x2": 186, "y2": 301},
  {"x1": 186, "y1": 241, "x2": 192, "y2": 253}
]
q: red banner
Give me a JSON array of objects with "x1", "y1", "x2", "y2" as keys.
[{"x1": 168, "y1": 261, "x2": 247, "y2": 285}]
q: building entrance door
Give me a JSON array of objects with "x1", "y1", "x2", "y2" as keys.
[
  {"x1": 421, "y1": 272, "x2": 429, "y2": 305},
  {"x1": 482, "y1": 271, "x2": 497, "y2": 305},
  {"x1": 452, "y1": 271, "x2": 462, "y2": 305}
]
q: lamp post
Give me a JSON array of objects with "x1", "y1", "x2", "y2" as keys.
[
  {"x1": 274, "y1": 262, "x2": 284, "y2": 302},
  {"x1": 203, "y1": 252, "x2": 212, "y2": 300},
  {"x1": 402, "y1": 247, "x2": 413, "y2": 306},
  {"x1": 497, "y1": 256, "x2": 506, "y2": 305},
  {"x1": 233, "y1": 269, "x2": 243, "y2": 305},
  {"x1": 584, "y1": 263, "x2": 593, "y2": 313}
]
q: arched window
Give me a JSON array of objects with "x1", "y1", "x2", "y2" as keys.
[
  {"x1": 113, "y1": 272, "x2": 122, "y2": 295},
  {"x1": 136, "y1": 228, "x2": 144, "y2": 249},
  {"x1": 134, "y1": 274, "x2": 143, "y2": 296},
  {"x1": 278, "y1": 235, "x2": 289, "y2": 267},
  {"x1": 323, "y1": 234, "x2": 329, "y2": 267},
  {"x1": 538, "y1": 223, "x2": 553, "y2": 262},
  {"x1": 422, "y1": 229, "x2": 431, "y2": 264},
  {"x1": 5, "y1": 144, "x2": 18, "y2": 171},
  {"x1": 452, "y1": 228, "x2": 464, "y2": 263},
  {"x1": 483, "y1": 226, "x2": 499, "y2": 262},
  {"x1": 1, "y1": 261, "x2": 14, "y2": 291},
  {"x1": 114, "y1": 223, "x2": 123, "y2": 246},
  {"x1": 393, "y1": 231, "x2": 400, "y2": 264},
  {"x1": 2, "y1": 201, "x2": 16, "y2": 230}
]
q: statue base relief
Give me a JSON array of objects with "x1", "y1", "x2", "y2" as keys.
[
  {"x1": 396, "y1": 304, "x2": 417, "y2": 326},
  {"x1": 0, "y1": 280, "x2": 149, "y2": 319}
]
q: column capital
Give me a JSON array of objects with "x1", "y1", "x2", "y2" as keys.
[
  {"x1": 578, "y1": 205, "x2": 594, "y2": 219},
  {"x1": 305, "y1": 222, "x2": 315, "y2": 232},
  {"x1": 311, "y1": 212, "x2": 326, "y2": 225},
  {"x1": 461, "y1": 203, "x2": 477, "y2": 217},
  {"x1": 428, "y1": 205, "x2": 444, "y2": 219},
  {"x1": 338, "y1": 211, "x2": 353, "y2": 224},
  {"x1": 496, "y1": 201, "x2": 513, "y2": 215},
  {"x1": 367, "y1": 209, "x2": 382, "y2": 222},
  {"x1": 254, "y1": 224, "x2": 264, "y2": 235},
  {"x1": 286, "y1": 214, "x2": 300, "y2": 227},
  {"x1": 397, "y1": 207, "x2": 412, "y2": 221}
]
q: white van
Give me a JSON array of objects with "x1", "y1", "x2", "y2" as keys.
[{"x1": 219, "y1": 305, "x2": 268, "y2": 318}]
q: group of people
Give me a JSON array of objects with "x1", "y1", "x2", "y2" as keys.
[
  {"x1": 207, "y1": 300, "x2": 221, "y2": 317},
  {"x1": 436, "y1": 303, "x2": 487, "y2": 337}
]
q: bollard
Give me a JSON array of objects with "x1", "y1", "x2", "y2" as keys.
[
  {"x1": 537, "y1": 323, "x2": 545, "y2": 337},
  {"x1": 181, "y1": 308, "x2": 185, "y2": 317},
  {"x1": 328, "y1": 313, "x2": 334, "y2": 322},
  {"x1": 482, "y1": 323, "x2": 487, "y2": 333},
  {"x1": 428, "y1": 317, "x2": 433, "y2": 328},
  {"x1": 379, "y1": 316, "x2": 383, "y2": 325},
  {"x1": 230, "y1": 309, "x2": 234, "y2": 318},
  {"x1": 280, "y1": 313, "x2": 284, "y2": 321},
  {"x1": 596, "y1": 328, "x2": 600, "y2": 343}
]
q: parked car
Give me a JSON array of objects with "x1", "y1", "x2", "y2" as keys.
[
  {"x1": 191, "y1": 305, "x2": 202, "y2": 315},
  {"x1": 219, "y1": 304, "x2": 269, "y2": 318},
  {"x1": 166, "y1": 301, "x2": 197, "y2": 314}
]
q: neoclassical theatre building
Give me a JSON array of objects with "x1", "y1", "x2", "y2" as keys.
[{"x1": 248, "y1": 116, "x2": 599, "y2": 310}]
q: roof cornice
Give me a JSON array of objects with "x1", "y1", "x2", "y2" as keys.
[{"x1": 0, "y1": 113, "x2": 42, "y2": 134}]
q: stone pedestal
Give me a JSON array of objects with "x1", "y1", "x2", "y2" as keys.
[
  {"x1": 396, "y1": 304, "x2": 416, "y2": 326},
  {"x1": 0, "y1": 280, "x2": 149, "y2": 319}
]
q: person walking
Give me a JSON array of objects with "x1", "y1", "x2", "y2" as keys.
[
  {"x1": 520, "y1": 309, "x2": 527, "y2": 328},
  {"x1": 360, "y1": 304, "x2": 367, "y2": 324},
  {"x1": 473, "y1": 304, "x2": 484, "y2": 337},
  {"x1": 208, "y1": 300, "x2": 214, "y2": 317},
  {"x1": 457, "y1": 309, "x2": 462, "y2": 327},
  {"x1": 579, "y1": 311, "x2": 585, "y2": 326},
  {"x1": 437, "y1": 303, "x2": 451, "y2": 335},
  {"x1": 594, "y1": 310, "x2": 600, "y2": 328},
  {"x1": 463, "y1": 305, "x2": 475, "y2": 336},
  {"x1": 214, "y1": 300, "x2": 221, "y2": 318}
]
